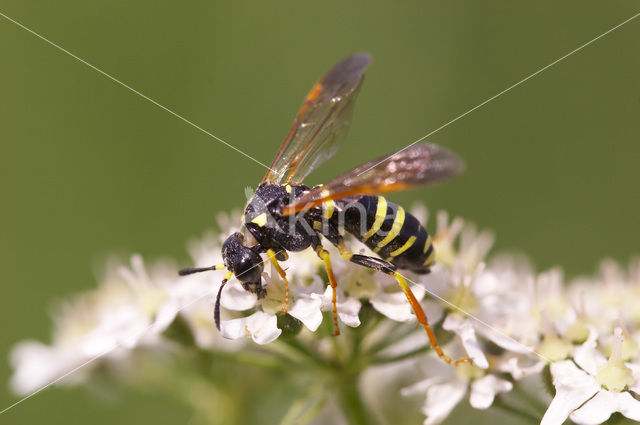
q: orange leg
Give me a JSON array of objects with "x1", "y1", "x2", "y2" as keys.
[
  {"x1": 316, "y1": 247, "x2": 340, "y2": 336},
  {"x1": 393, "y1": 271, "x2": 471, "y2": 366},
  {"x1": 267, "y1": 249, "x2": 289, "y2": 314},
  {"x1": 331, "y1": 237, "x2": 471, "y2": 366}
]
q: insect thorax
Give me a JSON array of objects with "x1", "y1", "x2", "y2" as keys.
[{"x1": 242, "y1": 183, "x2": 316, "y2": 252}]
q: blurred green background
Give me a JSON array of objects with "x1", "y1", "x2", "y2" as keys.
[{"x1": 2, "y1": 1, "x2": 640, "y2": 424}]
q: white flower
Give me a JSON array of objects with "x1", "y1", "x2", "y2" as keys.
[
  {"x1": 370, "y1": 285, "x2": 430, "y2": 323},
  {"x1": 9, "y1": 341, "x2": 91, "y2": 396},
  {"x1": 442, "y1": 314, "x2": 489, "y2": 369},
  {"x1": 9, "y1": 255, "x2": 181, "y2": 395},
  {"x1": 542, "y1": 327, "x2": 640, "y2": 425},
  {"x1": 220, "y1": 311, "x2": 282, "y2": 344},
  {"x1": 401, "y1": 355, "x2": 512, "y2": 425},
  {"x1": 433, "y1": 211, "x2": 493, "y2": 272},
  {"x1": 402, "y1": 375, "x2": 467, "y2": 425},
  {"x1": 114, "y1": 254, "x2": 180, "y2": 340},
  {"x1": 312, "y1": 286, "x2": 362, "y2": 328},
  {"x1": 412, "y1": 215, "x2": 512, "y2": 367},
  {"x1": 286, "y1": 276, "x2": 326, "y2": 332},
  {"x1": 216, "y1": 236, "x2": 438, "y2": 343},
  {"x1": 10, "y1": 204, "x2": 640, "y2": 425},
  {"x1": 178, "y1": 294, "x2": 246, "y2": 351}
]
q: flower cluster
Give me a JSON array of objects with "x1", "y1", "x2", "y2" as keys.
[
  {"x1": 399, "y1": 214, "x2": 640, "y2": 425},
  {"x1": 8, "y1": 207, "x2": 640, "y2": 425}
]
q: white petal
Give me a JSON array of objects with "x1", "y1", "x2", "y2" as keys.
[
  {"x1": 370, "y1": 286, "x2": 432, "y2": 323},
  {"x1": 281, "y1": 247, "x2": 323, "y2": 280},
  {"x1": 297, "y1": 276, "x2": 326, "y2": 296},
  {"x1": 370, "y1": 291, "x2": 417, "y2": 322},
  {"x1": 401, "y1": 376, "x2": 446, "y2": 397},
  {"x1": 476, "y1": 325, "x2": 536, "y2": 355},
  {"x1": 626, "y1": 362, "x2": 640, "y2": 395},
  {"x1": 499, "y1": 356, "x2": 546, "y2": 380},
  {"x1": 443, "y1": 315, "x2": 488, "y2": 369},
  {"x1": 614, "y1": 391, "x2": 640, "y2": 422},
  {"x1": 312, "y1": 287, "x2": 361, "y2": 328},
  {"x1": 245, "y1": 312, "x2": 282, "y2": 344},
  {"x1": 469, "y1": 375, "x2": 513, "y2": 409},
  {"x1": 284, "y1": 277, "x2": 325, "y2": 331},
  {"x1": 179, "y1": 298, "x2": 245, "y2": 351},
  {"x1": 151, "y1": 299, "x2": 181, "y2": 334},
  {"x1": 220, "y1": 280, "x2": 257, "y2": 311},
  {"x1": 541, "y1": 360, "x2": 600, "y2": 425},
  {"x1": 337, "y1": 297, "x2": 362, "y2": 328},
  {"x1": 410, "y1": 204, "x2": 428, "y2": 224},
  {"x1": 288, "y1": 297, "x2": 323, "y2": 332},
  {"x1": 82, "y1": 305, "x2": 147, "y2": 354},
  {"x1": 9, "y1": 341, "x2": 89, "y2": 395},
  {"x1": 570, "y1": 390, "x2": 640, "y2": 424},
  {"x1": 220, "y1": 311, "x2": 281, "y2": 344},
  {"x1": 573, "y1": 325, "x2": 606, "y2": 376},
  {"x1": 422, "y1": 300, "x2": 444, "y2": 325},
  {"x1": 420, "y1": 266, "x2": 450, "y2": 298},
  {"x1": 569, "y1": 391, "x2": 611, "y2": 425},
  {"x1": 422, "y1": 380, "x2": 467, "y2": 425}
]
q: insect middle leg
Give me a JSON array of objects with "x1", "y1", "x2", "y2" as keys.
[
  {"x1": 311, "y1": 240, "x2": 342, "y2": 336},
  {"x1": 266, "y1": 249, "x2": 290, "y2": 313},
  {"x1": 334, "y1": 238, "x2": 471, "y2": 366}
]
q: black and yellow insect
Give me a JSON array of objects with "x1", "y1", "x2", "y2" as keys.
[{"x1": 180, "y1": 53, "x2": 469, "y2": 365}]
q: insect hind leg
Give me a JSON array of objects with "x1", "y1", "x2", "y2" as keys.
[
  {"x1": 348, "y1": 253, "x2": 396, "y2": 274},
  {"x1": 334, "y1": 238, "x2": 471, "y2": 366}
]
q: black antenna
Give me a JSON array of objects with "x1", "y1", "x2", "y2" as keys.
[
  {"x1": 178, "y1": 265, "x2": 219, "y2": 276},
  {"x1": 214, "y1": 277, "x2": 229, "y2": 331}
]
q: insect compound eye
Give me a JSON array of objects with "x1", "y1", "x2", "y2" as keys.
[
  {"x1": 233, "y1": 252, "x2": 263, "y2": 284},
  {"x1": 222, "y1": 232, "x2": 263, "y2": 284}
]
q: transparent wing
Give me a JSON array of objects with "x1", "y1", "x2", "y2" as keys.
[
  {"x1": 281, "y1": 143, "x2": 464, "y2": 215},
  {"x1": 263, "y1": 53, "x2": 371, "y2": 184}
]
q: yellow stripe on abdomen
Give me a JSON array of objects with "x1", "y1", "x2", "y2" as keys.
[
  {"x1": 423, "y1": 235, "x2": 432, "y2": 254},
  {"x1": 423, "y1": 246, "x2": 436, "y2": 267},
  {"x1": 389, "y1": 235, "x2": 417, "y2": 257},
  {"x1": 362, "y1": 196, "x2": 387, "y2": 242},
  {"x1": 374, "y1": 206, "x2": 405, "y2": 253}
]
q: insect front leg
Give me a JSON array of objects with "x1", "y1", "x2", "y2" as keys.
[{"x1": 332, "y1": 237, "x2": 472, "y2": 366}]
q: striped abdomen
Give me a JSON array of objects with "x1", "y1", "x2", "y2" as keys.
[{"x1": 333, "y1": 195, "x2": 434, "y2": 274}]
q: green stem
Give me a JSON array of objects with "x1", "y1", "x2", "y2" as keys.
[
  {"x1": 130, "y1": 352, "x2": 237, "y2": 425},
  {"x1": 372, "y1": 346, "x2": 428, "y2": 365},
  {"x1": 336, "y1": 374, "x2": 373, "y2": 425},
  {"x1": 510, "y1": 382, "x2": 548, "y2": 414},
  {"x1": 278, "y1": 338, "x2": 330, "y2": 369},
  {"x1": 493, "y1": 396, "x2": 541, "y2": 424},
  {"x1": 207, "y1": 349, "x2": 287, "y2": 371},
  {"x1": 366, "y1": 323, "x2": 421, "y2": 356},
  {"x1": 349, "y1": 334, "x2": 363, "y2": 365},
  {"x1": 296, "y1": 393, "x2": 329, "y2": 425},
  {"x1": 279, "y1": 381, "x2": 327, "y2": 425}
]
